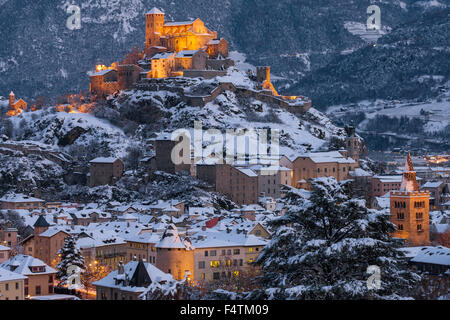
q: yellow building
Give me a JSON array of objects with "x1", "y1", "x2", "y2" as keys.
[
  {"x1": 390, "y1": 151, "x2": 430, "y2": 246},
  {"x1": 145, "y1": 8, "x2": 219, "y2": 55},
  {"x1": 0, "y1": 267, "x2": 26, "y2": 300}
]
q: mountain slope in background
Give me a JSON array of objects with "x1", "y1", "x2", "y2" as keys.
[
  {"x1": 290, "y1": 8, "x2": 450, "y2": 109},
  {"x1": 0, "y1": 0, "x2": 445, "y2": 100}
]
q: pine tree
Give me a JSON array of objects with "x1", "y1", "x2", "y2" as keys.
[
  {"x1": 56, "y1": 235, "x2": 85, "y2": 287},
  {"x1": 248, "y1": 177, "x2": 420, "y2": 300}
]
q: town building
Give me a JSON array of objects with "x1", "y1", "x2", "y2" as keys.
[
  {"x1": 0, "y1": 245, "x2": 10, "y2": 264},
  {"x1": 0, "y1": 226, "x2": 18, "y2": 249},
  {"x1": 89, "y1": 157, "x2": 124, "y2": 187},
  {"x1": 0, "y1": 267, "x2": 27, "y2": 300},
  {"x1": 371, "y1": 175, "x2": 403, "y2": 198},
  {"x1": 30, "y1": 216, "x2": 70, "y2": 266},
  {"x1": 191, "y1": 229, "x2": 267, "y2": 283},
  {"x1": 154, "y1": 133, "x2": 191, "y2": 174},
  {"x1": 215, "y1": 164, "x2": 259, "y2": 205},
  {"x1": 409, "y1": 246, "x2": 450, "y2": 275},
  {"x1": 125, "y1": 233, "x2": 160, "y2": 265},
  {"x1": 149, "y1": 200, "x2": 185, "y2": 218},
  {"x1": 290, "y1": 151, "x2": 358, "y2": 189},
  {"x1": 0, "y1": 193, "x2": 45, "y2": 210},
  {"x1": 420, "y1": 181, "x2": 448, "y2": 210},
  {"x1": 93, "y1": 259, "x2": 172, "y2": 300},
  {"x1": 0, "y1": 255, "x2": 57, "y2": 297},
  {"x1": 390, "y1": 152, "x2": 430, "y2": 246}
]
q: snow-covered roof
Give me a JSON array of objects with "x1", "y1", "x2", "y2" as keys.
[
  {"x1": 188, "y1": 207, "x2": 214, "y2": 216},
  {"x1": 125, "y1": 233, "x2": 160, "y2": 244},
  {"x1": 175, "y1": 50, "x2": 199, "y2": 58},
  {"x1": 148, "y1": 7, "x2": 164, "y2": 14},
  {"x1": 164, "y1": 21, "x2": 194, "y2": 27},
  {"x1": 0, "y1": 193, "x2": 44, "y2": 203},
  {"x1": 422, "y1": 181, "x2": 444, "y2": 189},
  {"x1": 293, "y1": 151, "x2": 355, "y2": 164},
  {"x1": 236, "y1": 167, "x2": 258, "y2": 177},
  {"x1": 93, "y1": 260, "x2": 172, "y2": 292},
  {"x1": 152, "y1": 52, "x2": 175, "y2": 60},
  {"x1": 0, "y1": 267, "x2": 27, "y2": 282},
  {"x1": 89, "y1": 157, "x2": 120, "y2": 164},
  {"x1": 156, "y1": 224, "x2": 192, "y2": 249},
  {"x1": 350, "y1": 168, "x2": 372, "y2": 177},
  {"x1": 89, "y1": 69, "x2": 116, "y2": 77},
  {"x1": 192, "y1": 230, "x2": 267, "y2": 249},
  {"x1": 0, "y1": 255, "x2": 56, "y2": 276},
  {"x1": 150, "y1": 200, "x2": 182, "y2": 210},
  {"x1": 411, "y1": 246, "x2": 450, "y2": 266},
  {"x1": 38, "y1": 228, "x2": 70, "y2": 238},
  {"x1": 373, "y1": 175, "x2": 403, "y2": 183}
]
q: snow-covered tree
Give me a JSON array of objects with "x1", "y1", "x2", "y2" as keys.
[
  {"x1": 56, "y1": 235, "x2": 85, "y2": 287},
  {"x1": 248, "y1": 177, "x2": 420, "y2": 300},
  {"x1": 139, "y1": 277, "x2": 202, "y2": 300}
]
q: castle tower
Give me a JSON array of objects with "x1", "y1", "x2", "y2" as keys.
[
  {"x1": 344, "y1": 122, "x2": 365, "y2": 162},
  {"x1": 256, "y1": 66, "x2": 270, "y2": 83},
  {"x1": 9, "y1": 91, "x2": 15, "y2": 109},
  {"x1": 390, "y1": 151, "x2": 430, "y2": 246},
  {"x1": 155, "y1": 224, "x2": 194, "y2": 280},
  {"x1": 145, "y1": 8, "x2": 165, "y2": 54}
]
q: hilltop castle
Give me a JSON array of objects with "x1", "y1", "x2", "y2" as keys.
[
  {"x1": 89, "y1": 8, "x2": 232, "y2": 96},
  {"x1": 144, "y1": 7, "x2": 228, "y2": 58}
]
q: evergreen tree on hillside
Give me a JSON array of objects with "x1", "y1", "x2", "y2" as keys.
[
  {"x1": 248, "y1": 177, "x2": 420, "y2": 300},
  {"x1": 56, "y1": 235, "x2": 85, "y2": 287}
]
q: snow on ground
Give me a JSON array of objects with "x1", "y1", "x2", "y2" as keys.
[
  {"x1": 327, "y1": 93, "x2": 450, "y2": 134},
  {"x1": 344, "y1": 21, "x2": 391, "y2": 43},
  {"x1": 7, "y1": 108, "x2": 135, "y2": 158},
  {"x1": 229, "y1": 51, "x2": 256, "y2": 73}
]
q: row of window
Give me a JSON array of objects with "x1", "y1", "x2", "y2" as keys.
[
  {"x1": 199, "y1": 259, "x2": 244, "y2": 269},
  {"x1": 396, "y1": 212, "x2": 424, "y2": 220},
  {"x1": 3, "y1": 282, "x2": 20, "y2": 291},
  {"x1": 394, "y1": 201, "x2": 407, "y2": 209},
  {"x1": 397, "y1": 224, "x2": 423, "y2": 231}
]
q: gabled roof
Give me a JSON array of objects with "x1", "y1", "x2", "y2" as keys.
[{"x1": 0, "y1": 255, "x2": 56, "y2": 276}]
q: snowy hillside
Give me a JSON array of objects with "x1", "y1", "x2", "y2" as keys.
[{"x1": 113, "y1": 66, "x2": 346, "y2": 156}]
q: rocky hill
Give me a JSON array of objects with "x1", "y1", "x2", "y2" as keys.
[{"x1": 0, "y1": 66, "x2": 348, "y2": 203}]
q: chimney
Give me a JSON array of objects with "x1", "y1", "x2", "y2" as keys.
[{"x1": 118, "y1": 261, "x2": 124, "y2": 275}]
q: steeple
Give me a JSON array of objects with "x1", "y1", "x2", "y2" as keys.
[{"x1": 399, "y1": 150, "x2": 419, "y2": 192}]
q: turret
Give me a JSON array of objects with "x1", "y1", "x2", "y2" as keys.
[
  {"x1": 145, "y1": 8, "x2": 165, "y2": 53},
  {"x1": 9, "y1": 91, "x2": 15, "y2": 109}
]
